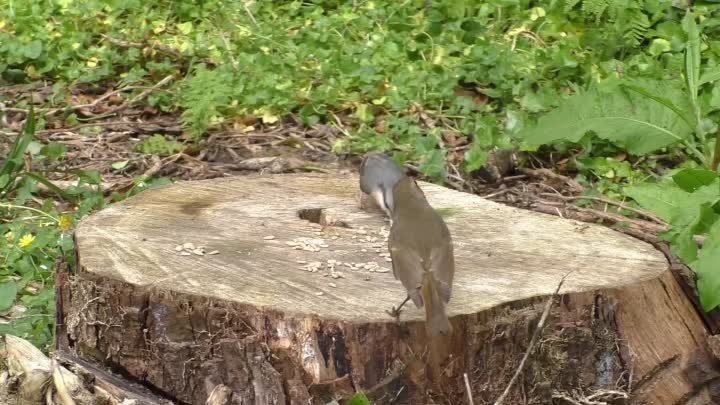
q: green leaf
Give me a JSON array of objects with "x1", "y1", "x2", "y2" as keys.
[
  {"x1": 22, "y1": 40, "x2": 43, "y2": 59},
  {"x1": 1, "y1": 104, "x2": 35, "y2": 183},
  {"x1": 463, "y1": 142, "x2": 489, "y2": 173},
  {"x1": 348, "y1": 392, "x2": 371, "y2": 405},
  {"x1": 624, "y1": 182, "x2": 690, "y2": 222},
  {"x1": 663, "y1": 203, "x2": 718, "y2": 263},
  {"x1": 648, "y1": 38, "x2": 671, "y2": 56},
  {"x1": 0, "y1": 281, "x2": 18, "y2": 312},
  {"x1": 518, "y1": 80, "x2": 693, "y2": 155},
  {"x1": 699, "y1": 67, "x2": 720, "y2": 86},
  {"x1": 672, "y1": 169, "x2": 718, "y2": 192},
  {"x1": 690, "y1": 220, "x2": 720, "y2": 311},
  {"x1": 41, "y1": 142, "x2": 67, "y2": 161},
  {"x1": 620, "y1": 84, "x2": 694, "y2": 128},
  {"x1": 683, "y1": 10, "x2": 701, "y2": 112},
  {"x1": 111, "y1": 160, "x2": 130, "y2": 170}
]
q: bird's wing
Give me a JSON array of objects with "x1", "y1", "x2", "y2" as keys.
[
  {"x1": 388, "y1": 241, "x2": 425, "y2": 308},
  {"x1": 428, "y1": 240, "x2": 454, "y2": 303}
]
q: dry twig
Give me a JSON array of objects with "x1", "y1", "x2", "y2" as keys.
[{"x1": 493, "y1": 273, "x2": 570, "y2": 405}]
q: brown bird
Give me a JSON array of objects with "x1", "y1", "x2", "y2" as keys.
[{"x1": 360, "y1": 154, "x2": 454, "y2": 336}]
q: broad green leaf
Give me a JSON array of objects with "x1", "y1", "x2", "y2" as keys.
[
  {"x1": 699, "y1": 67, "x2": 720, "y2": 86},
  {"x1": 624, "y1": 182, "x2": 689, "y2": 222},
  {"x1": 0, "y1": 281, "x2": 18, "y2": 312},
  {"x1": 620, "y1": 84, "x2": 694, "y2": 128},
  {"x1": 519, "y1": 80, "x2": 693, "y2": 155},
  {"x1": 672, "y1": 169, "x2": 718, "y2": 192},
  {"x1": 690, "y1": 220, "x2": 720, "y2": 311},
  {"x1": 663, "y1": 203, "x2": 718, "y2": 263}
]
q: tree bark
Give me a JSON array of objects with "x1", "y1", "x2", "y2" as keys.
[{"x1": 57, "y1": 174, "x2": 720, "y2": 405}]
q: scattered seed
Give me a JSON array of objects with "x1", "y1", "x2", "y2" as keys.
[
  {"x1": 297, "y1": 260, "x2": 307, "y2": 264},
  {"x1": 315, "y1": 292, "x2": 324, "y2": 296},
  {"x1": 329, "y1": 283, "x2": 337, "y2": 288},
  {"x1": 263, "y1": 235, "x2": 276, "y2": 240},
  {"x1": 208, "y1": 250, "x2": 219, "y2": 255},
  {"x1": 180, "y1": 251, "x2": 192, "y2": 256}
]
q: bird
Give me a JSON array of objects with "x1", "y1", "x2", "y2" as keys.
[
  {"x1": 358, "y1": 152, "x2": 405, "y2": 218},
  {"x1": 359, "y1": 153, "x2": 455, "y2": 336}
]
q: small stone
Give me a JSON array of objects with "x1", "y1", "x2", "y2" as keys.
[
  {"x1": 315, "y1": 292, "x2": 324, "y2": 296},
  {"x1": 286, "y1": 241, "x2": 297, "y2": 246},
  {"x1": 297, "y1": 260, "x2": 307, "y2": 264},
  {"x1": 376, "y1": 267, "x2": 390, "y2": 273},
  {"x1": 183, "y1": 242, "x2": 195, "y2": 250},
  {"x1": 192, "y1": 249, "x2": 205, "y2": 256},
  {"x1": 329, "y1": 283, "x2": 337, "y2": 288},
  {"x1": 319, "y1": 244, "x2": 329, "y2": 248},
  {"x1": 175, "y1": 245, "x2": 183, "y2": 252},
  {"x1": 385, "y1": 258, "x2": 392, "y2": 262},
  {"x1": 364, "y1": 275, "x2": 371, "y2": 281},
  {"x1": 208, "y1": 250, "x2": 220, "y2": 255},
  {"x1": 180, "y1": 251, "x2": 192, "y2": 256},
  {"x1": 357, "y1": 230, "x2": 367, "y2": 235},
  {"x1": 361, "y1": 249, "x2": 367, "y2": 252},
  {"x1": 375, "y1": 249, "x2": 381, "y2": 253},
  {"x1": 263, "y1": 235, "x2": 276, "y2": 240}
]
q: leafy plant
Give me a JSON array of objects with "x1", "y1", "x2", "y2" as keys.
[
  {"x1": 520, "y1": 9, "x2": 720, "y2": 311},
  {"x1": 135, "y1": 134, "x2": 186, "y2": 156},
  {"x1": 625, "y1": 168, "x2": 720, "y2": 310}
]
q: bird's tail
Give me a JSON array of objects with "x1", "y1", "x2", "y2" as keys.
[{"x1": 420, "y1": 271, "x2": 452, "y2": 336}]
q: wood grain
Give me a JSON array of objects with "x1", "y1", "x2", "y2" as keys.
[{"x1": 75, "y1": 173, "x2": 666, "y2": 322}]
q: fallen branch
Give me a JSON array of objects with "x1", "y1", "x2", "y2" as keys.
[{"x1": 538, "y1": 193, "x2": 666, "y2": 225}]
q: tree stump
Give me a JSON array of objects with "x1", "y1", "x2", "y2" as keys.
[{"x1": 59, "y1": 174, "x2": 719, "y2": 405}]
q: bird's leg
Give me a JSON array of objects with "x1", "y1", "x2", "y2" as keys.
[{"x1": 386, "y1": 295, "x2": 411, "y2": 321}]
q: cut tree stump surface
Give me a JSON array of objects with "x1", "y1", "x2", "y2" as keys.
[
  {"x1": 76, "y1": 173, "x2": 666, "y2": 322},
  {"x1": 67, "y1": 173, "x2": 718, "y2": 405}
]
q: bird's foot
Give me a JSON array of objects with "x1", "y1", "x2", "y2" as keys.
[{"x1": 385, "y1": 306, "x2": 403, "y2": 322}]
